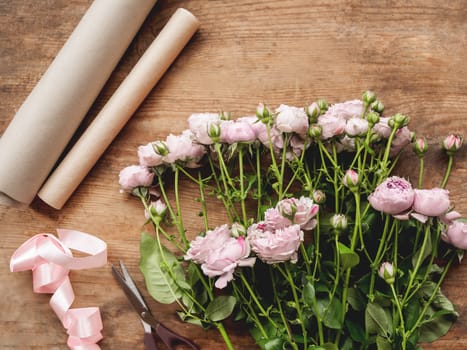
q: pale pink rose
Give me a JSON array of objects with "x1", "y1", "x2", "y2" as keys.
[
  {"x1": 223, "y1": 119, "x2": 257, "y2": 144},
  {"x1": 441, "y1": 211, "x2": 462, "y2": 225},
  {"x1": 442, "y1": 134, "x2": 463, "y2": 152},
  {"x1": 345, "y1": 118, "x2": 369, "y2": 137},
  {"x1": 264, "y1": 208, "x2": 292, "y2": 229},
  {"x1": 317, "y1": 114, "x2": 346, "y2": 140},
  {"x1": 138, "y1": 143, "x2": 164, "y2": 167},
  {"x1": 412, "y1": 188, "x2": 450, "y2": 217},
  {"x1": 368, "y1": 176, "x2": 414, "y2": 215},
  {"x1": 325, "y1": 100, "x2": 364, "y2": 120},
  {"x1": 373, "y1": 117, "x2": 392, "y2": 139},
  {"x1": 336, "y1": 135, "x2": 356, "y2": 152},
  {"x1": 275, "y1": 104, "x2": 309, "y2": 136},
  {"x1": 164, "y1": 130, "x2": 206, "y2": 167},
  {"x1": 248, "y1": 223, "x2": 304, "y2": 264},
  {"x1": 253, "y1": 122, "x2": 284, "y2": 150},
  {"x1": 201, "y1": 236, "x2": 255, "y2": 288},
  {"x1": 188, "y1": 113, "x2": 221, "y2": 145},
  {"x1": 118, "y1": 165, "x2": 154, "y2": 191},
  {"x1": 287, "y1": 135, "x2": 307, "y2": 160},
  {"x1": 390, "y1": 126, "x2": 411, "y2": 155},
  {"x1": 442, "y1": 220, "x2": 467, "y2": 250},
  {"x1": 184, "y1": 224, "x2": 231, "y2": 264},
  {"x1": 293, "y1": 196, "x2": 319, "y2": 230},
  {"x1": 378, "y1": 261, "x2": 395, "y2": 284},
  {"x1": 342, "y1": 169, "x2": 359, "y2": 188}
]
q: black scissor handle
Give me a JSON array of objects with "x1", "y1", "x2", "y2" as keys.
[{"x1": 155, "y1": 323, "x2": 199, "y2": 350}]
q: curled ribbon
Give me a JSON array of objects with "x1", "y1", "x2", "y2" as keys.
[{"x1": 10, "y1": 229, "x2": 107, "y2": 350}]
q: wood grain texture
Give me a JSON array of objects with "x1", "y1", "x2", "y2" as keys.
[{"x1": 1, "y1": 0, "x2": 466, "y2": 349}]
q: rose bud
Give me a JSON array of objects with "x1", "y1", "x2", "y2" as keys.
[
  {"x1": 231, "y1": 222, "x2": 246, "y2": 237},
  {"x1": 207, "y1": 121, "x2": 221, "y2": 143},
  {"x1": 342, "y1": 169, "x2": 360, "y2": 191},
  {"x1": 370, "y1": 100, "x2": 385, "y2": 113},
  {"x1": 366, "y1": 111, "x2": 380, "y2": 127},
  {"x1": 442, "y1": 134, "x2": 463, "y2": 155},
  {"x1": 362, "y1": 90, "x2": 376, "y2": 105},
  {"x1": 308, "y1": 124, "x2": 322, "y2": 139},
  {"x1": 312, "y1": 189, "x2": 326, "y2": 204},
  {"x1": 145, "y1": 199, "x2": 167, "y2": 223},
  {"x1": 378, "y1": 262, "x2": 395, "y2": 284},
  {"x1": 153, "y1": 140, "x2": 169, "y2": 156},
  {"x1": 388, "y1": 113, "x2": 410, "y2": 129},
  {"x1": 413, "y1": 136, "x2": 428, "y2": 158},
  {"x1": 306, "y1": 102, "x2": 321, "y2": 123},
  {"x1": 256, "y1": 103, "x2": 272, "y2": 122},
  {"x1": 331, "y1": 214, "x2": 348, "y2": 232},
  {"x1": 317, "y1": 99, "x2": 328, "y2": 112}
]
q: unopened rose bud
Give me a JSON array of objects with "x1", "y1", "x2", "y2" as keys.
[
  {"x1": 442, "y1": 134, "x2": 463, "y2": 155},
  {"x1": 256, "y1": 103, "x2": 272, "y2": 122},
  {"x1": 312, "y1": 189, "x2": 326, "y2": 204},
  {"x1": 366, "y1": 111, "x2": 380, "y2": 127},
  {"x1": 145, "y1": 199, "x2": 167, "y2": 223},
  {"x1": 208, "y1": 121, "x2": 221, "y2": 143},
  {"x1": 231, "y1": 222, "x2": 246, "y2": 237},
  {"x1": 362, "y1": 90, "x2": 376, "y2": 105},
  {"x1": 306, "y1": 102, "x2": 321, "y2": 123},
  {"x1": 413, "y1": 136, "x2": 428, "y2": 158},
  {"x1": 153, "y1": 141, "x2": 169, "y2": 156},
  {"x1": 378, "y1": 262, "x2": 395, "y2": 284},
  {"x1": 220, "y1": 111, "x2": 231, "y2": 121},
  {"x1": 317, "y1": 99, "x2": 328, "y2": 112},
  {"x1": 370, "y1": 100, "x2": 384, "y2": 113},
  {"x1": 388, "y1": 113, "x2": 410, "y2": 129},
  {"x1": 308, "y1": 124, "x2": 322, "y2": 139},
  {"x1": 342, "y1": 169, "x2": 360, "y2": 191},
  {"x1": 331, "y1": 214, "x2": 348, "y2": 232}
]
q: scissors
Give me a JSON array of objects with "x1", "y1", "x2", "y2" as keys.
[{"x1": 112, "y1": 260, "x2": 199, "y2": 350}]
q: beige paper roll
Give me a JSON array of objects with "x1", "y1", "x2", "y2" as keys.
[
  {"x1": 0, "y1": 0, "x2": 157, "y2": 207},
  {"x1": 38, "y1": 8, "x2": 200, "y2": 209}
]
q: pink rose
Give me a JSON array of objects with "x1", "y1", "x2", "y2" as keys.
[
  {"x1": 335, "y1": 135, "x2": 356, "y2": 152},
  {"x1": 274, "y1": 104, "x2": 309, "y2": 136},
  {"x1": 188, "y1": 113, "x2": 221, "y2": 145},
  {"x1": 252, "y1": 122, "x2": 284, "y2": 150},
  {"x1": 442, "y1": 220, "x2": 467, "y2": 250},
  {"x1": 201, "y1": 236, "x2": 255, "y2": 288},
  {"x1": 265, "y1": 197, "x2": 319, "y2": 230},
  {"x1": 368, "y1": 176, "x2": 414, "y2": 215},
  {"x1": 345, "y1": 118, "x2": 369, "y2": 137},
  {"x1": 164, "y1": 130, "x2": 206, "y2": 167},
  {"x1": 412, "y1": 188, "x2": 450, "y2": 217},
  {"x1": 223, "y1": 119, "x2": 257, "y2": 144},
  {"x1": 317, "y1": 114, "x2": 346, "y2": 140},
  {"x1": 248, "y1": 223, "x2": 304, "y2": 264},
  {"x1": 390, "y1": 126, "x2": 412, "y2": 156},
  {"x1": 118, "y1": 165, "x2": 154, "y2": 191},
  {"x1": 373, "y1": 117, "x2": 392, "y2": 139},
  {"x1": 184, "y1": 224, "x2": 231, "y2": 264},
  {"x1": 325, "y1": 100, "x2": 364, "y2": 120},
  {"x1": 138, "y1": 143, "x2": 164, "y2": 167}
]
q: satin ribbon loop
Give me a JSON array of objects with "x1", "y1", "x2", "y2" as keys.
[{"x1": 10, "y1": 229, "x2": 107, "y2": 350}]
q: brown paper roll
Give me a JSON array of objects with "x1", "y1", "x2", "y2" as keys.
[
  {"x1": 0, "y1": 0, "x2": 157, "y2": 207},
  {"x1": 38, "y1": 8, "x2": 200, "y2": 209}
]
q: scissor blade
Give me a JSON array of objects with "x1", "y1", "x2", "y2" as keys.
[{"x1": 111, "y1": 262, "x2": 148, "y2": 317}]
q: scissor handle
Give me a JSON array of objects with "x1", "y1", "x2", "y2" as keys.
[
  {"x1": 144, "y1": 331, "x2": 159, "y2": 350},
  {"x1": 155, "y1": 323, "x2": 199, "y2": 350}
]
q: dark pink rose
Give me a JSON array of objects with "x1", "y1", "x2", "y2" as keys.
[
  {"x1": 412, "y1": 188, "x2": 450, "y2": 217},
  {"x1": 368, "y1": 176, "x2": 414, "y2": 215}
]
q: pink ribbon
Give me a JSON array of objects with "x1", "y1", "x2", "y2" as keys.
[{"x1": 10, "y1": 229, "x2": 107, "y2": 350}]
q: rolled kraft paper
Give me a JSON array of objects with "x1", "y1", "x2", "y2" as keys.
[
  {"x1": 0, "y1": 0, "x2": 158, "y2": 207},
  {"x1": 38, "y1": 8, "x2": 200, "y2": 209}
]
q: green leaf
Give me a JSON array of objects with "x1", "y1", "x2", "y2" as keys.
[
  {"x1": 376, "y1": 335, "x2": 392, "y2": 350},
  {"x1": 347, "y1": 287, "x2": 365, "y2": 311},
  {"x1": 205, "y1": 295, "x2": 236, "y2": 322},
  {"x1": 418, "y1": 311, "x2": 456, "y2": 343},
  {"x1": 365, "y1": 302, "x2": 392, "y2": 337},
  {"x1": 346, "y1": 318, "x2": 366, "y2": 342},
  {"x1": 139, "y1": 232, "x2": 186, "y2": 304},
  {"x1": 318, "y1": 297, "x2": 343, "y2": 329},
  {"x1": 263, "y1": 339, "x2": 284, "y2": 350},
  {"x1": 405, "y1": 298, "x2": 421, "y2": 329},
  {"x1": 302, "y1": 281, "x2": 316, "y2": 307},
  {"x1": 338, "y1": 242, "x2": 360, "y2": 270}
]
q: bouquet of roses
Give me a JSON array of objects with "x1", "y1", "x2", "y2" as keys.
[{"x1": 119, "y1": 91, "x2": 465, "y2": 350}]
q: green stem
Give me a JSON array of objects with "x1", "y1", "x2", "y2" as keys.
[
  {"x1": 215, "y1": 322, "x2": 235, "y2": 350},
  {"x1": 441, "y1": 155, "x2": 453, "y2": 188},
  {"x1": 174, "y1": 168, "x2": 188, "y2": 246},
  {"x1": 238, "y1": 146, "x2": 248, "y2": 225},
  {"x1": 208, "y1": 156, "x2": 235, "y2": 222},
  {"x1": 390, "y1": 284, "x2": 407, "y2": 350},
  {"x1": 285, "y1": 264, "x2": 308, "y2": 349},
  {"x1": 402, "y1": 225, "x2": 431, "y2": 304},
  {"x1": 256, "y1": 147, "x2": 263, "y2": 221},
  {"x1": 198, "y1": 172, "x2": 209, "y2": 232},
  {"x1": 418, "y1": 157, "x2": 424, "y2": 189}
]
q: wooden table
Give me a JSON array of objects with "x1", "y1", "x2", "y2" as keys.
[{"x1": 1, "y1": 0, "x2": 466, "y2": 349}]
